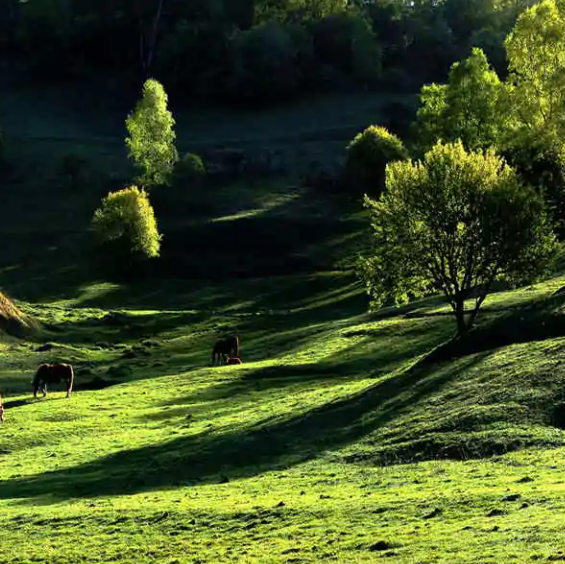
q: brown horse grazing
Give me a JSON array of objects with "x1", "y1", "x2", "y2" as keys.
[
  {"x1": 211, "y1": 335, "x2": 240, "y2": 366},
  {"x1": 33, "y1": 363, "x2": 74, "y2": 398},
  {"x1": 226, "y1": 357, "x2": 243, "y2": 365}
]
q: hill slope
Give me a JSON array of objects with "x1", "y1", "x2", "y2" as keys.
[
  {"x1": 2, "y1": 85, "x2": 565, "y2": 563},
  {"x1": 2, "y1": 271, "x2": 565, "y2": 562}
]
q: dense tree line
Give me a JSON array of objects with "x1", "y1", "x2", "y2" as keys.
[
  {"x1": 360, "y1": 0, "x2": 565, "y2": 335},
  {"x1": 0, "y1": 0, "x2": 540, "y2": 106}
]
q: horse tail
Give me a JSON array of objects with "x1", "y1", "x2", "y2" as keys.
[{"x1": 66, "y1": 364, "x2": 74, "y2": 397}]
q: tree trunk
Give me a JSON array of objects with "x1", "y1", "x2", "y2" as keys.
[
  {"x1": 454, "y1": 298, "x2": 468, "y2": 337},
  {"x1": 144, "y1": 0, "x2": 165, "y2": 75}
]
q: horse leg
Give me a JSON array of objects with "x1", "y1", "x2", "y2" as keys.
[{"x1": 66, "y1": 367, "x2": 74, "y2": 398}]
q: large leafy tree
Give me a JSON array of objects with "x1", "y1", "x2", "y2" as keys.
[
  {"x1": 360, "y1": 141, "x2": 557, "y2": 335},
  {"x1": 125, "y1": 78, "x2": 178, "y2": 188},
  {"x1": 505, "y1": 0, "x2": 565, "y2": 151},
  {"x1": 414, "y1": 47, "x2": 507, "y2": 153}
]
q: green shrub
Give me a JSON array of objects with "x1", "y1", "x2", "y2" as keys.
[
  {"x1": 173, "y1": 153, "x2": 206, "y2": 187},
  {"x1": 92, "y1": 186, "x2": 162, "y2": 261},
  {"x1": 345, "y1": 125, "x2": 408, "y2": 196}
]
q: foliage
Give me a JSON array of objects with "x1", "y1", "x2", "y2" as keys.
[
  {"x1": 503, "y1": 139, "x2": 565, "y2": 237},
  {"x1": 1, "y1": 0, "x2": 543, "y2": 105},
  {"x1": 92, "y1": 186, "x2": 162, "y2": 260},
  {"x1": 154, "y1": 22, "x2": 232, "y2": 98},
  {"x1": 499, "y1": 0, "x2": 565, "y2": 238},
  {"x1": 16, "y1": 0, "x2": 72, "y2": 77},
  {"x1": 345, "y1": 125, "x2": 408, "y2": 196},
  {"x1": 172, "y1": 153, "x2": 206, "y2": 187},
  {"x1": 360, "y1": 141, "x2": 557, "y2": 335},
  {"x1": 225, "y1": 22, "x2": 307, "y2": 104},
  {"x1": 505, "y1": 0, "x2": 565, "y2": 151},
  {"x1": 413, "y1": 48, "x2": 507, "y2": 153},
  {"x1": 310, "y1": 11, "x2": 381, "y2": 82},
  {"x1": 125, "y1": 79, "x2": 178, "y2": 188}
]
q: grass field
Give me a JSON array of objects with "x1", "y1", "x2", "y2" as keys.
[
  {"x1": 2, "y1": 84, "x2": 565, "y2": 563},
  {"x1": 3, "y1": 272, "x2": 565, "y2": 563}
]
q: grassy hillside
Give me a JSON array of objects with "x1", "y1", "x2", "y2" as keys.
[
  {"x1": 2, "y1": 271, "x2": 565, "y2": 563},
  {"x1": 3, "y1": 86, "x2": 565, "y2": 563},
  {"x1": 0, "y1": 271, "x2": 564, "y2": 563}
]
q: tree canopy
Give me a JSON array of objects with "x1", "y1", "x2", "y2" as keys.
[
  {"x1": 360, "y1": 141, "x2": 557, "y2": 335},
  {"x1": 92, "y1": 186, "x2": 162, "y2": 261},
  {"x1": 125, "y1": 79, "x2": 178, "y2": 189},
  {"x1": 505, "y1": 0, "x2": 565, "y2": 151},
  {"x1": 345, "y1": 125, "x2": 409, "y2": 196},
  {"x1": 0, "y1": 0, "x2": 542, "y2": 106},
  {"x1": 414, "y1": 48, "x2": 507, "y2": 153}
]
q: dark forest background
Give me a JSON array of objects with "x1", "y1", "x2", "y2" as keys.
[{"x1": 0, "y1": 0, "x2": 537, "y2": 107}]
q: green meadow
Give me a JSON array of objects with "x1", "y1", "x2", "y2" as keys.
[
  {"x1": 2, "y1": 89, "x2": 565, "y2": 564},
  {"x1": 4, "y1": 270, "x2": 565, "y2": 564}
]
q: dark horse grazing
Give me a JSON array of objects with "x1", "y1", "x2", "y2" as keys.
[
  {"x1": 33, "y1": 363, "x2": 74, "y2": 398},
  {"x1": 211, "y1": 335, "x2": 240, "y2": 366}
]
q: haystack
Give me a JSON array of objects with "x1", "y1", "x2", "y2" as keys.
[{"x1": 0, "y1": 290, "x2": 37, "y2": 337}]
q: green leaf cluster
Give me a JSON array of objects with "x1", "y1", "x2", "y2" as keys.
[
  {"x1": 172, "y1": 153, "x2": 206, "y2": 188},
  {"x1": 360, "y1": 141, "x2": 557, "y2": 334},
  {"x1": 125, "y1": 79, "x2": 178, "y2": 189},
  {"x1": 345, "y1": 125, "x2": 408, "y2": 196},
  {"x1": 505, "y1": 0, "x2": 565, "y2": 151},
  {"x1": 92, "y1": 186, "x2": 162, "y2": 260},
  {"x1": 414, "y1": 48, "x2": 507, "y2": 153}
]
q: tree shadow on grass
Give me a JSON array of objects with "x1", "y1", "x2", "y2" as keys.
[
  {"x1": 0, "y1": 232, "x2": 96, "y2": 303},
  {"x1": 156, "y1": 316, "x2": 454, "y2": 409},
  {"x1": 0, "y1": 347, "x2": 486, "y2": 502},
  {"x1": 424, "y1": 292, "x2": 565, "y2": 363}
]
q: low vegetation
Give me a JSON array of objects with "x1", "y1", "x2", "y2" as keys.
[{"x1": 345, "y1": 125, "x2": 408, "y2": 196}]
